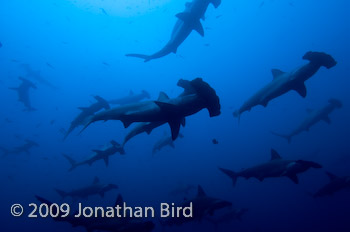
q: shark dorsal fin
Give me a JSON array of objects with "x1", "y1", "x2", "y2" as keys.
[
  {"x1": 114, "y1": 194, "x2": 123, "y2": 207},
  {"x1": 93, "y1": 177, "x2": 100, "y2": 184},
  {"x1": 271, "y1": 69, "x2": 285, "y2": 79},
  {"x1": 197, "y1": 185, "x2": 206, "y2": 197},
  {"x1": 110, "y1": 140, "x2": 120, "y2": 146},
  {"x1": 157, "y1": 91, "x2": 170, "y2": 102},
  {"x1": 271, "y1": 149, "x2": 282, "y2": 160},
  {"x1": 326, "y1": 172, "x2": 338, "y2": 181}
]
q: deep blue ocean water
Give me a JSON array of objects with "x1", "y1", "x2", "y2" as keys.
[{"x1": 0, "y1": 0, "x2": 349, "y2": 231}]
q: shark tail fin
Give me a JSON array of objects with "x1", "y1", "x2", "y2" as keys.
[
  {"x1": 218, "y1": 167, "x2": 238, "y2": 186},
  {"x1": 54, "y1": 188, "x2": 68, "y2": 199},
  {"x1": 233, "y1": 110, "x2": 241, "y2": 123},
  {"x1": 125, "y1": 53, "x2": 152, "y2": 62},
  {"x1": 270, "y1": 131, "x2": 291, "y2": 144},
  {"x1": 62, "y1": 154, "x2": 78, "y2": 171}
]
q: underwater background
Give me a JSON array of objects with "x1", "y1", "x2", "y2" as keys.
[{"x1": 0, "y1": 0, "x2": 349, "y2": 231}]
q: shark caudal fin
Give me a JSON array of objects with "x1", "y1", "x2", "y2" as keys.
[
  {"x1": 270, "y1": 131, "x2": 292, "y2": 144},
  {"x1": 302, "y1": 51, "x2": 337, "y2": 69},
  {"x1": 62, "y1": 154, "x2": 78, "y2": 171},
  {"x1": 218, "y1": 167, "x2": 238, "y2": 186},
  {"x1": 125, "y1": 53, "x2": 152, "y2": 62},
  {"x1": 54, "y1": 188, "x2": 68, "y2": 199}
]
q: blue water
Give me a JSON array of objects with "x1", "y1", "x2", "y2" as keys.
[{"x1": 0, "y1": 0, "x2": 349, "y2": 231}]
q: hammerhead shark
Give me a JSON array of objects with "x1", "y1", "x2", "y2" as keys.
[
  {"x1": 233, "y1": 51, "x2": 337, "y2": 120},
  {"x1": 63, "y1": 140, "x2": 125, "y2": 171},
  {"x1": 64, "y1": 96, "x2": 110, "y2": 140},
  {"x1": 161, "y1": 185, "x2": 232, "y2": 227},
  {"x1": 109, "y1": 90, "x2": 151, "y2": 105},
  {"x1": 35, "y1": 194, "x2": 155, "y2": 232},
  {"x1": 313, "y1": 172, "x2": 350, "y2": 198},
  {"x1": 122, "y1": 92, "x2": 185, "y2": 146},
  {"x1": 20, "y1": 63, "x2": 57, "y2": 89},
  {"x1": 126, "y1": 0, "x2": 221, "y2": 62},
  {"x1": 271, "y1": 98, "x2": 342, "y2": 143},
  {"x1": 81, "y1": 78, "x2": 221, "y2": 140},
  {"x1": 219, "y1": 149, "x2": 322, "y2": 186},
  {"x1": 9, "y1": 77, "x2": 37, "y2": 111},
  {"x1": 0, "y1": 139, "x2": 39, "y2": 156},
  {"x1": 55, "y1": 177, "x2": 118, "y2": 199}
]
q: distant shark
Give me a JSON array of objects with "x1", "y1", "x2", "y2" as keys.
[
  {"x1": 0, "y1": 139, "x2": 39, "y2": 156},
  {"x1": 161, "y1": 185, "x2": 232, "y2": 226},
  {"x1": 64, "y1": 96, "x2": 110, "y2": 140},
  {"x1": 109, "y1": 90, "x2": 151, "y2": 105},
  {"x1": 9, "y1": 77, "x2": 37, "y2": 111},
  {"x1": 35, "y1": 194, "x2": 155, "y2": 232},
  {"x1": 233, "y1": 51, "x2": 337, "y2": 120},
  {"x1": 55, "y1": 177, "x2": 118, "y2": 199},
  {"x1": 126, "y1": 0, "x2": 221, "y2": 62},
  {"x1": 219, "y1": 149, "x2": 322, "y2": 186},
  {"x1": 271, "y1": 98, "x2": 342, "y2": 143},
  {"x1": 63, "y1": 140, "x2": 125, "y2": 171},
  {"x1": 313, "y1": 172, "x2": 350, "y2": 198},
  {"x1": 81, "y1": 78, "x2": 221, "y2": 140},
  {"x1": 20, "y1": 63, "x2": 57, "y2": 89}
]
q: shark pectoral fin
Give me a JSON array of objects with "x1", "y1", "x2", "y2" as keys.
[
  {"x1": 257, "y1": 176, "x2": 264, "y2": 182},
  {"x1": 271, "y1": 69, "x2": 286, "y2": 79},
  {"x1": 168, "y1": 119, "x2": 182, "y2": 140},
  {"x1": 173, "y1": 47, "x2": 178, "y2": 54},
  {"x1": 120, "y1": 118, "x2": 133, "y2": 128},
  {"x1": 103, "y1": 157, "x2": 109, "y2": 167},
  {"x1": 193, "y1": 21, "x2": 204, "y2": 37},
  {"x1": 294, "y1": 83, "x2": 307, "y2": 98},
  {"x1": 287, "y1": 174, "x2": 299, "y2": 184},
  {"x1": 323, "y1": 116, "x2": 331, "y2": 124}
]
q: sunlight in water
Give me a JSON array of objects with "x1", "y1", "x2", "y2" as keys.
[{"x1": 70, "y1": 0, "x2": 173, "y2": 17}]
